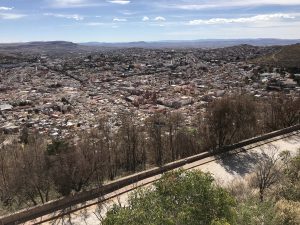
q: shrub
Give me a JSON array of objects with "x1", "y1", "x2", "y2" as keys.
[{"x1": 103, "y1": 170, "x2": 237, "y2": 225}]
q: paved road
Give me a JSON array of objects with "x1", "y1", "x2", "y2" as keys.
[
  {"x1": 28, "y1": 131, "x2": 300, "y2": 225},
  {"x1": 189, "y1": 131, "x2": 300, "y2": 185}
]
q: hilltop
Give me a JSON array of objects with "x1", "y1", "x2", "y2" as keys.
[{"x1": 0, "y1": 41, "x2": 94, "y2": 57}]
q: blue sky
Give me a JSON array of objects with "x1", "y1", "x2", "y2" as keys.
[{"x1": 0, "y1": 0, "x2": 300, "y2": 42}]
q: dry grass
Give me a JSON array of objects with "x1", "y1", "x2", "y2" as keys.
[{"x1": 253, "y1": 44, "x2": 300, "y2": 68}]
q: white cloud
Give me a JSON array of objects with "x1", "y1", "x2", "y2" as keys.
[
  {"x1": 165, "y1": 22, "x2": 300, "y2": 39},
  {"x1": 154, "y1": 16, "x2": 166, "y2": 21},
  {"x1": 85, "y1": 22, "x2": 105, "y2": 26},
  {"x1": 0, "y1": 6, "x2": 25, "y2": 20},
  {"x1": 108, "y1": 0, "x2": 130, "y2": 5},
  {"x1": 113, "y1": 17, "x2": 127, "y2": 22},
  {"x1": 169, "y1": 0, "x2": 300, "y2": 10},
  {"x1": 83, "y1": 22, "x2": 117, "y2": 27},
  {"x1": 44, "y1": 13, "x2": 84, "y2": 21},
  {"x1": 142, "y1": 16, "x2": 150, "y2": 21},
  {"x1": 121, "y1": 10, "x2": 135, "y2": 15},
  {"x1": 50, "y1": 0, "x2": 101, "y2": 8},
  {"x1": 189, "y1": 13, "x2": 295, "y2": 25},
  {"x1": 53, "y1": 0, "x2": 84, "y2": 6},
  {"x1": 0, "y1": 7, "x2": 14, "y2": 11},
  {"x1": 0, "y1": 13, "x2": 26, "y2": 19}
]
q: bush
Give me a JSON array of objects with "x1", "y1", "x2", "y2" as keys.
[
  {"x1": 103, "y1": 170, "x2": 237, "y2": 225},
  {"x1": 236, "y1": 199, "x2": 278, "y2": 225},
  {"x1": 275, "y1": 200, "x2": 300, "y2": 225}
]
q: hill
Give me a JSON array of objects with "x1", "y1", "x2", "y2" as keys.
[
  {"x1": 253, "y1": 44, "x2": 300, "y2": 68},
  {"x1": 0, "y1": 41, "x2": 93, "y2": 57}
]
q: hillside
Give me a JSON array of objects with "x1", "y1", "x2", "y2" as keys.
[
  {"x1": 253, "y1": 44, "x2": 300, "y2": 68},
  {"x1": 0, "y1": 41, "x2": 94, "y2": 57}
]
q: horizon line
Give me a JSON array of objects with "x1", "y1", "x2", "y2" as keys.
[{"x1": 1, "y1": 38, "x2": 300, "y2": 45}]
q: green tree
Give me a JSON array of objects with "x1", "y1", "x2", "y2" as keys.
[{"x1": 103, "y1": 170, "x2": 237, "y2": 225}]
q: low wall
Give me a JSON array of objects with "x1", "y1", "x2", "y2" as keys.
[
  {"x1": 222, "y1": 124, "x2": 300, "y2": 151},
  {"x1": 1, "y1": 124, "x2": 300, "y2": 225}
]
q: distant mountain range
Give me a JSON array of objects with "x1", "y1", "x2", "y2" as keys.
[
  {"x1": 1, "y1": 39, "x2": 300, "y2": 57},
  {"x1": 80, "y1": 39, "x2": 300, "y2": 48}
]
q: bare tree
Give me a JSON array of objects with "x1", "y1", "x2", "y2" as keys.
[
  {"x1": 264, "y1": 95, "x2": 300, "y2": 131},
  {"x1": 96, "y1": 116, "x2": 118, "y2": 180},
  {"x1": 204, "y1": 95, "x2": 257, "y2": 150},
  {"x1": 175, "y1": 127, "x2": 199, "y2": 158},
  {"x1": 0, "y1": 133, "x2": 52, "y2": 206},
  {"x1": 165, "y1": 111, "x2": 183, "y2": 161},
  {"x1": 146, "y1": 113, "x2": 166, "y2": 166},
  {"x1": 49, "y1": 130, "x2": 106, "y2": 196},
  {"x1": 117, "y1": 112, "x2": 140, "y2": 172},
  {"x1": 251, "y1": 148, "x2": 282, "y2": 202},
  {"x1": 0, "y1": 132, "x2": 12, "y2": 206}
]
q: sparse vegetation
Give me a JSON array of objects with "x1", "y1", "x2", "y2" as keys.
[
  {"x1": 0, "y1": 94, "x2": 299, "y2": 215},
  {"x1": 103, "y1": 150, "x2": 300, "y2": 225},
  {"x1": 254, "y1": 44, "x2": 300, "y2": 70}
]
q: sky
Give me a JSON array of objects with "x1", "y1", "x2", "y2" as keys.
[{"x1": 0, "y1": 0, "x2": 300, "y2": 43}]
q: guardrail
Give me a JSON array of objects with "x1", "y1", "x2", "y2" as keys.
[{"x1": 1, "y1": 124, "x2": 300, "y2": 225}]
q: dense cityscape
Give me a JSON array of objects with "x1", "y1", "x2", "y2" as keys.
[
  {"x1": 1, "y1": 0, "x2": 300, "y2": 224},
  {"x1": 1, "y1": 43, "x2": 299, "y2": 137}
]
